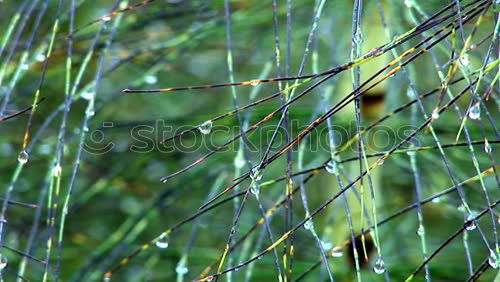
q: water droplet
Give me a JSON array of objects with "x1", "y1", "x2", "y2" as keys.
[
  {"x1": 378, "y1": 159, "x2": 385, "y2": 166},
  {"x1": 102, "y1": 16, "x2": 111, "y2": 22},
  {"x1": 468, "y1": 103, "x2": 480, "y2": 120},
  {"x1": 103, "y1": 276, "x2": 111, "y2": 282},
  {"x1": 250, "y1": 80, "x2": 260, "y2": 86},
  {"x1": 198, "y1": 120, "x2": 212, "y2": 135},
  {"x1": 18, "y1": 150, "x2": 29, "y2": 164},
  {"x1": 406, "y1": 88, "x2": 416, "y2": 98},
  {"x1": 86, "y1": 109, "x2": 95, "y2": 117},
  {"x1": 484, "y1": 140, "x2": 492, "y2": 154},
  {"x1": 144, "y1": 75, "x2": 158, "y2": 84},
  {"x1": 404, "y1": 0, "x2": 412, "y2": 8},
  {"x1": 321, "y1": 241, "x2": 333, "y2": 250},
  {"x1": 325, "y1": 160, "x2": 338, "y2": 174},
  {"x1": 21, "y1": 64, "x2": 29, "y2": 70},
  {"x1": 304, "y1": 219, "x2": 314, "y2": 231},
  {"x1": 406, "y1": 150, "x2": 416, "y2": 157},
  {"x1": 457, "y1": 204, "x2": 466, "y2": 212},
  {"x1": 155, "y1": 233, "x2": 170, "y2": 248},
  {"x1": 53, "y1": 164, "x2": 62, "y2": 177},
  {"x1": 81, "y1": 91, "x2": 94, "y2": 100},
  {"x1": 373, "y1": 257, "x2": 386, "y2": 274},
  {"x1": 0, "y1": 253, "x2": 7, "y2": 270},
  {"x1": 431, "y1": 111, "x2": 440, "y2": 120},
  {"x1": 35, "y1": 54, "x2": 46, "y2": 62},
  {"x1": 465, "y1": 214, "x2": 476, "y2": 231},
  {"x1": 250, "y1": 182, "x2": 260, "y2": 195},
  {"x1": 432, "y1": 197, "x2": 441, "y2": 203},
  {"x1": 160, "y1": 177, "x2": 168, "y2": 183},
  {"x1": 353, "y1": 28, "x2": 364, "y2": 44},
  {"x1": 234, "y1": 156, "x2": 245, "y2": 168},
  {"x1": 83, "y1": 125, "x2": 90, "y2": 132},
  {"x1": 460, "y1": 53, "x2": 470, "y2": 66},
  {"x1": 331, "y1": 246, "x2": 343, "y2": 257},
  {"x1": 251, "y1": 167, "x2": 262, "y2": 181},
  {"x1": 175, "y1": 264, "x2": 188, "y2": 275},
  {"x1": 416, "y1": 224, "x2": 425, "y2": 236},
  {"x1": 488, "y1": 250, "x2": 499, "y2": 268},
  {"x1": 257, "y1": 255, "x2": 264, "y2": 260}
]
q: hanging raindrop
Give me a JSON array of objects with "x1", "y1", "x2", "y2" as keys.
[
  {"x1": 53, "y1": 164, "x2": 62, "y2": 177},
  {"x1": 465, "y1": 214, "x2": 476, "y2": 231},
  {"x1": 0, "y1": 253, "x2": 7, "y2": 270},
  {"x1": 18, "y1": 150, "x2": 29, "y2": 164},
  {"x1": 155, "y1": 233, "x2": 170, "y2": 248},
  {"x1": 489, "y1": 250, "x2": 499, "y2": 269},
  {"x1": 468, "y1": 103, "x2": 480, "y2": 120},
  {"x1": 431, "y1": 111, "x2": 440, "y2": 120},
  {"x1": 353, "y1": 28, "x2": 364, "y2": 44},
  {"x1": 460, "y1": 53, "x2": 470, "y2": 66},
  {"x1": 233, "y1": 150, "x2": 245, "y2": 168},
  {"x1": 331, "y1": 246, "x2": 343, "y2": 257},
  {"x1": 175, "y1": 264, "x2": 188, "y2": 275},
  {"x1": 250, "y1": 80, "x2": 260, "y2": 86},
  {"x1": 198, "y1": 120, "x2": 213, "y2": 135},
  {"x1": 250, "y1": 182, "x2": 260, "y2": 195},
  {"x1": 325, "y1": 160, "x2": 338, "y2": 174},
  {"x1": 251, "y1": 167, "x2": 262, "y2": 181},
  {"x1": 304, "y1": 219, "x2": 313, "y2": 231},
  {"x1": 484, "y1": 140, "x2": 492, "y2": 153},
  {"x1": 81, "y1": 91, "x2": 94, "y2": 100},
  {"x1": 144, "y1": 75, "x2": 158, "y2": 84},
  {"x1": 373, "y1": 257, "x2": 386, "y2": 274},
  {"x1": 416, "y1": 224, "x2": 425, "y2": 236}
]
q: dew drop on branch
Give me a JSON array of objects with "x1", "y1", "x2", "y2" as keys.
[
  {"x1": 81, "y1": 91, "x2": 94, "y2": 101},
  {"x1": 467, "y1": 103, "x2": 480, "y2": 120},
  {"x1": 489, "y1": 250, "x2": 499, "y2": 269},
  {"x1": 175, "y1": 264, "x2": 188, "y2": 275},
  {"x1": 460, "y1": 53, "x2": 470, "y2": 66},
  {"x1": 373, "y1": 257, "x2": 386, "y2": 274},
  {"x1": 483, "y1": 140, "x2": 491, "y2": 154},
  {"x1": 18, "y1": 150, "x2": 29, "y2": 164},
  {"x1": 353, "y1": 28, "x2": 364, "y2": 44},
  {"x1": 198, "y1": 120, "x2": 213, "y2": 135},
  {"x1": 465, "y1": 214, "x2": 476, "y2": 231},
  {"x1": 35, "y1": 54, "x2": 46, "y2": 62},
  {"x1": 155, "y1": 233, "x2": 170, "y2": 249},
  {"x1": 250, "y1": 80, "x2": 260, "y2": 86},
  {"x1": 0, "y1": 253, "x2": 7, "y2": 270},
  {"x1": 233, "y1": 152, "x2": 245, "y2": 168},
  {"x1": 406, "y1": 150, "x2": 416, "y2": 157},
  {"x1": 416, "y1": 224, "x2": 425, "y2": 236},
  {"x1": 250, "y1": 182, "x2": 260, "y2": 195},
  {"x1": 431, "y1": 111, "x2": 440, "y2": 120},
  {"x1": 251, "y1": 167, "x2": 262, "y2": 181},
  {"x1": 325, "y1": 160, "x2": 338, "y2": 174},
  {"x1": 331, "y1": 246, "x2": 343, "y2": 257},
  {"x1": 304, "y1": 219, "x2": 313, "y2": 231},
  {"x1": 144, "y1": 75, "x2": 158, "y2": 85},
  {"x1": 53, "y1": 164, "x2": 62, "y2": 177}
]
